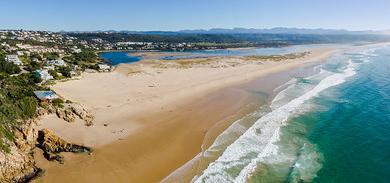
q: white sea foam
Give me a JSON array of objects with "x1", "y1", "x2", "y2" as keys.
[
  {"x1": 270, "y1": 82, "x2": 297, "y2": 110},
  {"x1": 273, "y1": 78, "x2": 297, "y2": 93},
  {"x1": 203, "y1": 118, "x2": 248, "y2": 157},
  {"x1": 270, "y1": 68, "x2": 331, "y2": 110},
  {"x1": 193, "y1": 60, "x2": 358, "y2": 183},
  {"x1": 288, "y1": 143, "x2": 324, "y2": 183}
]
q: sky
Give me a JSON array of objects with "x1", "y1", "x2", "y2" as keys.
[{"x1": 0, "y1": 0, "x2": 389, "y2": 31}]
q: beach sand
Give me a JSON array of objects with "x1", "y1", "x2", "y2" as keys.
[{"x1": 33, "y1": 47, "x2": 336, "y2": 183}]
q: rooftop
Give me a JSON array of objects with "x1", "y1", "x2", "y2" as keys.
[{"x1": 33, "y1": 91, "x2": 59, "y2": 101}]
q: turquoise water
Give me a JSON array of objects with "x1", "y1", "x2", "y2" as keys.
[
  {"x1": 254, "y1": 46, "x2": 390, "y2": 183},
  {"x1": 309, "y1": 47, "x2": 390, "y2": 182},
  {"x1": 192, "y1": 44, "x2": 390, "y2": 183}
]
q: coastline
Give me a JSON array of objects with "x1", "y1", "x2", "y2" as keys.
[{"x1": 33, "y1": 47, "x2": 337, "y2": 182}]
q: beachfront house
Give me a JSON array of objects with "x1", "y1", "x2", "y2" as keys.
[
  {"x1": 35, "y1": 69, "x2": 53, "y2": 81},
  {"x1": 43, "y1": 65, "x2": 55, "y2": 70},
  {"x1": 5, "y1": 55, "x2": 23, "y2": 65},
  {"x1": 98, "y1": 64, "x2": 111, "y2": 72},
  {"x1": 47, "y1": 59, "x2": 66, "y2": 67},
  {"x1": 33, "y1": 91, "x2": 59, "y2": 102}
]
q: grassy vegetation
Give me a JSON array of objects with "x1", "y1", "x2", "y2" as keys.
[
  {"x1": 151, "y1": 51, "x2": 311, "y2": 69},
  {"x1": 242, "y1": 52, "x2": 310, "y2": 61},
  {"x1": 175, "y1": 57, "x2": 219, "y2": 68}
]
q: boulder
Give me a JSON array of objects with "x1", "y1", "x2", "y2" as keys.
[
  {"x1": 70, "y1": 103, "x2": 94, "y2": 126},
  {"x1": 56, "y1": 107, "x2": 77, "y2": 123},
  {"x1": 37, "y1": 129, "x2": 91, "y2": 163},
  {"x1": 55, "y1": 103, "x2": 94, "y2": 126}
]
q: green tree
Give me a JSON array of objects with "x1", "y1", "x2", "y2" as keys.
[
  {"x1": 49, "y1": 69, "x2": 60, "y2": 79},
  {"x1": 0, "y1": 61, "x2": 21, "y2": 75},
  {"x1": 58, "y1": 66, "x2": 72, "y2": 78},
  {"x1": 74, "y1": 51, "x2": 98, "y2": 63},
  {"x1": 30, "y1": 72, "x2": 42, "y2": 84},
  {"x1": 43, "y1": 52, "x2": 59, "y2": 60}
]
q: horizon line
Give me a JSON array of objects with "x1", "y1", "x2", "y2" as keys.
[{"x1": 1, "y1": 27, "x2": 389, "y2": 33}]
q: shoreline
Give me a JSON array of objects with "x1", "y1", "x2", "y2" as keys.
[
  {"x1": 162, "y1": 62, "x2": 323, "y2": 183},
  {"x1": 33, "y1": 47, "x2": 338, "y2": 182}
]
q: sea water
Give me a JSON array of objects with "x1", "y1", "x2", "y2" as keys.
[{"x1": 192, "y1": 44, "x2": 390, "y2": 183}]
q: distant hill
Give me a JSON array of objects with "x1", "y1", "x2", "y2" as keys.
[
  {"x1": 178, "y1": 27, "x2": 376, "y2": 35},
  {"x1": 64, "y1": 27, "x2": 390, "y2": 35},
  {"x1": 66, "y1": 31, "x2": 390, "y2": 45},
  {"x1": 375, "y1": 30, "x2": 390, "y2": 35}
]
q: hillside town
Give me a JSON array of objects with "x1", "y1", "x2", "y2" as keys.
[
  {"x1": 0, "y1": 30, "x2": 114, "y2": 82},
  {"x1": 1, "y1": 29, "x2": 261, "y2": 87}
]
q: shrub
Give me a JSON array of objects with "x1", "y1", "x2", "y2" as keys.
[
  {"x1": 17, "y1": 97, "x2": 38, "y2": 119},
  {"x1": 58, "y1": 66, "x2": 72, "y2": 78},
  {"x1": 52, "y1": 98, "x2": 64, "y2": 108}
]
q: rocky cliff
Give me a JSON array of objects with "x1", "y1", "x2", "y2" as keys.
[
  {"x1": 0, "y1": 119, "x2": 92, "y2": 182},
  {"x1": 0, "y1": 119, "x2": 41, "y2": 183}
]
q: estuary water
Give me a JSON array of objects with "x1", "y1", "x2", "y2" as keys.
[
  {"x1": 192, "y1": 44, "x2": 390, "y2": 183},
  {"x1": 99, "y1": 44, "x2": 333, "y2": 64}
]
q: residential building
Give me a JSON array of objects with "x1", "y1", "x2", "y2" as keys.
[
  {"x1": 35, "y1": 69, "x2": 53, "y2": 81},
  {"x1": 5, "y1": 55, "x2": 23, "y2": 65},
  {"x1": 33, "y1": 91, "x2": 59, "y2": 101},
  {"x1": 47, "y1": 59, "x2": 66, "y2": 67}
]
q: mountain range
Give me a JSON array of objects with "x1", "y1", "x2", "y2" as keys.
[{"x1": 65, "y1": 27, "x2": 390, "y2": 35}]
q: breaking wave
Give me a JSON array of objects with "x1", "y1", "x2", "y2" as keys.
[{"x1": 193, "y1": 59, "x2": 358, "y2": 183}]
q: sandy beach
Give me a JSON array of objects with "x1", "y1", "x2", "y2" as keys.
[{"x1": 33, "y1": 47, "x2": 337, "y2": 182}]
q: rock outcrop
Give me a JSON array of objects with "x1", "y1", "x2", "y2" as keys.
[
  {"x1": 56, "y1": 103, "x2": 94, "y2": 126},
  {"x1": 37, "y1": 129, "x2": 91, "y2": 163},
  {"x1": 0, "y1": 120, "x2": 41, "y2": 183},
  {"x1": 56, "y1": 107, "x2": 77, "y2": 123},
  {"x1": 70, "y1": 103, "x2": 94, "y2": 126}
]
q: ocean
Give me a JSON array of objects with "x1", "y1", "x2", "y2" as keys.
[{"x1": 192, "y1": 44, "x2": 390, "y2": 183}]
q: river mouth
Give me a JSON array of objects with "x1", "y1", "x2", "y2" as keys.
[{"x1": 99, "y1": 44, "x2": 333, "y2": 65}]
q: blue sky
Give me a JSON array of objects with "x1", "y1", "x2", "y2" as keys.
[{"x1": 0, "y1": 0, "x2": 389, "y2": 31}]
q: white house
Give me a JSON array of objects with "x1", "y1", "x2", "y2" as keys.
[
  {"x1": 98, "y1": 64, "x2": 111, "y2": 72},
  {"x1": 5, "y1": 55, "x2": 23, "y2": 65},
  {"x1": 35, "y1": 69, "x2": 53, "y2": 81},
  {"x1": 47, "y1": 59, "x2": 66, "y2": 67}
]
